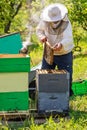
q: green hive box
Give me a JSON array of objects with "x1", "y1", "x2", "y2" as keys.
[
  {"x1": 0, "y1": 54, "x2": 30, "y2": 72},
  {"x1": 0, "y1": 54, "x2": 30, "y2": 112}
]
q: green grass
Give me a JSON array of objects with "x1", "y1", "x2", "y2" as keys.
[
  {"x1": 73, "y1": 40, "x2": 87, "y2": 81},
  {"x1": 0, "y1": 38, "x2": 87, "y2": 129},
  {"x1": 29, "y1": 43, "x2": 43, "y2": 67}
]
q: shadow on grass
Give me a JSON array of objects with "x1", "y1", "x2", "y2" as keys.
[
  {"x1": 69, "y1": 109, "x2": 87, "y2": 122},
  {"x1": 73, "y1": 51, "x2": 87, "y2": 59}
]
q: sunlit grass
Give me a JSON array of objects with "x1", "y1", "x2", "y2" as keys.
[
  {"x1": 73, "y1": 40, "x2": 87, "y2": 81},
  {"x1": 28, "y1": 43, "x2": 43, "y2": 67},
  {"x1": 73, "y1": 56, "x2": 87, "y2": 81},
  {"x1": 1, "y1": 38, "x2": 87, "y2": 130}
]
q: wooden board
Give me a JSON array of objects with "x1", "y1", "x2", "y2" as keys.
[
  {"x1": 0, "y1": 111, "x2": 29, "y2": 120},
  {"x1": 43, "y1": 42, "x2": 54, "y2": 65},
  {"x1": 0, "y1": 54, "x2": 26, "y2": 58}
]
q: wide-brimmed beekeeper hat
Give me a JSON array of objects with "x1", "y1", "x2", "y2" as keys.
[{"x1": 40, "y1": 3, "x2": 68, "y2": 22}]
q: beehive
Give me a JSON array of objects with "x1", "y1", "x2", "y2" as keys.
[
  {"x1": 0, "y1": 54, "x2": 30, "y2": 112},
  {"x1": 36, "y1": 69, "x2": 70, "y2": 114}
]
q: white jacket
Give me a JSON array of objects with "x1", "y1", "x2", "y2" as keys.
[{"x1": 36, "y1": 17, "x2": 75, "y2": 55}]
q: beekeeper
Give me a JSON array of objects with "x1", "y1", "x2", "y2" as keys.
[{"x1": 36, "y1": 3, "x2": 75, "y2": 96}]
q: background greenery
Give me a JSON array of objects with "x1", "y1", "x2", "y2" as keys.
[{"x1": 0, "y1": 0, "x2": 87, "y2": 129}]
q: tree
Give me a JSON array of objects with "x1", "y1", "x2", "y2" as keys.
[
  {"x1": 0, "y1": 0, "x2": 26, "y2": 34},
  {"x1": 65, "y1": 0, "x2": 87, "y2": 51},
  {"x1": 68, "y1": 0, "x2": 87, "y2": 31}
]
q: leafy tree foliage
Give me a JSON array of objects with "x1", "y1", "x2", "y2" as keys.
[
  {"x1": 66, "y1": 0, "x2": 87, "y2": 48},
  {"x1": 67, "y1": 0, "x2": 87, "y2": 31},
  {"x1": 0, "y1": 0, "x2": 26, "y2": 34}
]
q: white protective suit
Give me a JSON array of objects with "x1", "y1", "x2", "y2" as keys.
[{"x1": 36, "y1": 15, "x2": 75, "y2": 55}]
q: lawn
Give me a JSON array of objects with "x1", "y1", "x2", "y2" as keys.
[{"x1": 0, "y1": 38, "x2": 87, "y2": 130}]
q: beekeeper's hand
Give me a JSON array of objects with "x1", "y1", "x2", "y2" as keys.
[
  {"x1": 40, "y1": 36, "x2": 47, "y2": 43},
  {"x1": 53, "y1": 43, "x2": 62, "y2": 51},
  {"x1": 19, "y1": 47, "x2": 28, "y2": 54}
]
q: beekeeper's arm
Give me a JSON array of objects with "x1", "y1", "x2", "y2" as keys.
[{"x1": 36, "y1": 21, "x2": 47, "y2": 43}]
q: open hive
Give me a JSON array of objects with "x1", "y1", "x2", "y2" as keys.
[{"x1": 36, "y1": 69, "x2": 70, "y2": 114}]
